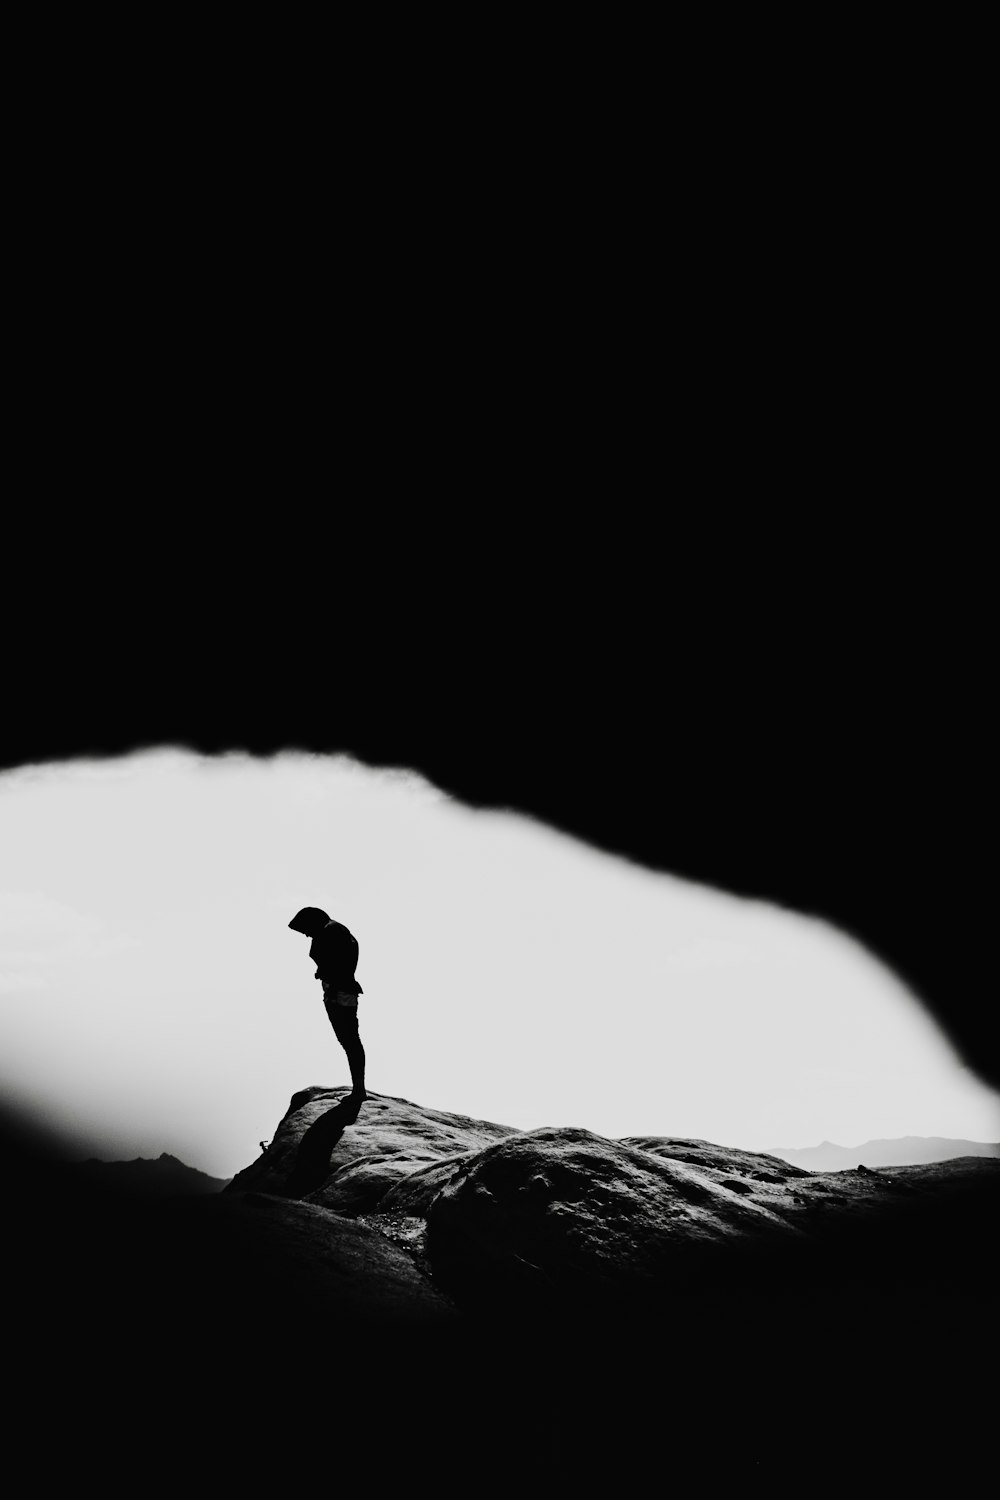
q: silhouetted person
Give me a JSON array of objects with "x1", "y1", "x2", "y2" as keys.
[{"x1": 288, "y1": 907, "x2": 366, "y2": 1100}]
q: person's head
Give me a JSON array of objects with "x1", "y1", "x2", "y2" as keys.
[{"x1": 288, "y1": 906, "x2": 330, "y2": 936}]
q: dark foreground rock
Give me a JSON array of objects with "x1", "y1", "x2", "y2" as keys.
[
  {"x1": 224, "y1": 1086, "x2": 999, "y2": 1323},
  {"x1": 8, "y1": 1089, "x2": 997, "y2": 1492},
  {"x1": 426, "y1": 1124, "x2": 811, "y2": 1315}
]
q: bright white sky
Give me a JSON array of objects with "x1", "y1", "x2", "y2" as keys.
[{"x1": 1, "y1": 750, "x2": 996, "y2": 1179}]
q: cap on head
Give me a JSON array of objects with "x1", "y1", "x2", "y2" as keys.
[{"x1": 288, "y1": 906, "x2": 330, "y2": 935}]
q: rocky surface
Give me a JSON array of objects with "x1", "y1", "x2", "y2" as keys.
[
  {"x1": 226, "y1": 1084, "x2": 518, "y2": 1209},
  {"x1": 221, "y1": 1086, "x2": 999, "y2": 1326},
  {"x1": 11, "y1": 1089, "x2": 997, "y2": 1491},
  {"x1": 426, "y1": 1125, "x2": 812, "y2": 1315}
]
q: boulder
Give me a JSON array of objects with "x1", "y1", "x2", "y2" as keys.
[
  {"x1": 426, "y1": 1124, "x2": 808, "y2": 1316},
  {"x1": 225, "y1": 1086, "x2": 519, "y2": 1208}
]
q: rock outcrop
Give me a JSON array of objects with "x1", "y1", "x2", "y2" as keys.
[
  {"x1": 222, "y1": 1086, "x2": 1000, "y2": 1326},
  {"x1": 10, "y1": 1086, "x2": 998, "y2": 1492},
  {"x1": 226, "y1": 1085, "x2": 519, "y2": 1210},
  {"x1": 426, "y1": 1124, "x2": 810, "y2": 1314}
]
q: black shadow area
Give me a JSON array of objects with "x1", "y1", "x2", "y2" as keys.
[{"x1": 285, "y1": 1095, "x2": 364, "y2": 1197}]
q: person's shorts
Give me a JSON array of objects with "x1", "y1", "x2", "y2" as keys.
[
  {"x1": 321, "y1": 981, "x2": 359, "y2": 1010},
  {"x1": 321, "y1": 982, "x2": 361, "y2": 1042}
]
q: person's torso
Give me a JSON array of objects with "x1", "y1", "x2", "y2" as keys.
[{"x1": 309, "y1": 920, "x2": 363, "y2": 994}]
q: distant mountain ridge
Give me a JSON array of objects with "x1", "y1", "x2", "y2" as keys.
[
  {"x1": 60, "y1": 1138, "x2": 1000, "y2": 1187},
  {"x1": 768, "y1": 1136, "x2": 1000, "y2": 1173},
  {"x1": 57, "y1": 1151, "x2": 231, "y2": 1197}
]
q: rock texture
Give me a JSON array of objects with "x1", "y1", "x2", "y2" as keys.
[
  {"x1": 14, "y1": 1089, "x2": 995, "y2": 1492},
  {"x1": 226, "y1": 1085, "x2": 518, "y2": 1210},
  {"x1": 426, "y1": 1125, "x2": 811, "y2": 1315},
  {"x1": 222, "y1": 1086, "x2": 999, "y2": 1328}
]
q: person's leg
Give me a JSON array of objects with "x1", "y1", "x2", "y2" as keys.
[{"x1": 330, "y1": 1006, "x2": 366, "y2": 1098}]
